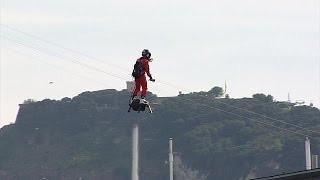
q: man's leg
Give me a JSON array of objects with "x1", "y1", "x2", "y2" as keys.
[
  {"x1": 133, "y1": 79, "x2": 141, "y2": 99},
  {"x1": 141, "y1": 76, "x2": 148, "y2": 99}
]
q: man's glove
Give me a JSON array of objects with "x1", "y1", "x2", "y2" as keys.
[{"x1": 149, "y1": 77, "x2": 155, "y2": 82}]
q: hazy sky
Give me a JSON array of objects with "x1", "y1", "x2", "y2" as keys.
[{"x1": 1, "y1": 0, "x2": 320, "y2": 127}]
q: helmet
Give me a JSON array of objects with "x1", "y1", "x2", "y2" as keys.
[{"x1": 142, "y1": 49, "x2": 151, "y2": 59}]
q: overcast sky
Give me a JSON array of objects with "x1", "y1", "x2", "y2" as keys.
[{"x1": 1, "y1": 0, "x2": 320, "y2": 127}]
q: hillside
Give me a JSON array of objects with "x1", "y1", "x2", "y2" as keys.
[{"x1": 0, "y1": 89, "x2": 319, "y2": 180}]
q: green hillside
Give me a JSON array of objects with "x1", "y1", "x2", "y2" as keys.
[{"x1": 0, "y1": 89, "x2": 319, "y2": 180}]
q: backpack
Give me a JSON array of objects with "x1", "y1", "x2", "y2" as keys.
[{"x1": 132, "y1": 59, "x2": 144, "y2": 79}]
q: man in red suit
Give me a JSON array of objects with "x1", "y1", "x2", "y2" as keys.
[{"x1": 131, "y1": 49, "x2": 155, "y2": 102}]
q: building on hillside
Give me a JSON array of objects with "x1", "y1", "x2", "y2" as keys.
[
  {"x1": 126, "y1": 81, "x2": 135, "y2": 92},
  {"x1": 253, "y1": 168, "x2": 320, "y2": 180}
]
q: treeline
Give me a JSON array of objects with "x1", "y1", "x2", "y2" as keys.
[{"x1": 0, "y1": 88, "x2": 319, "y2": 180}]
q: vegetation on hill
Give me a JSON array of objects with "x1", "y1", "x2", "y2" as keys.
[{"x1": 0, "y1": 88, "x2": 319, "y2": 180}]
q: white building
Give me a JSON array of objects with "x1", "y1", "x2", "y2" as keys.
[{"x1": 126, "y1": 81, "x2": 135, "y2": 92}]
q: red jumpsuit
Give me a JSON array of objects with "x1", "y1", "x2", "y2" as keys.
[{"x1": 133, "y1": 57, "x2": 152, "y2": 98}]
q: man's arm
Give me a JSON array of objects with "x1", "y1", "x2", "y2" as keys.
[
  {"x1": 144, "y1": 60, "x2": 152, "y2": 78},
  {"x1": 144, "y1": 60, "x2": 155, "y2": 82}
]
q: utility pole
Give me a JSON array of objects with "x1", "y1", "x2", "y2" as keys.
[
  {"x1": 305, "y1": 137, "x2": 312, "y2": 170},
  {"x1": 169, "y1": 138, "x2": 174, "y2": 180},
  {"x1": 132, "y1": 124, "x2": 139, "y2": 180}
]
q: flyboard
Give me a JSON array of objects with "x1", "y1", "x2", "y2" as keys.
[
  {"x1": 128, "y1": 97, "x2": 153, "y2": 113},
  {"x1": 128, "y1": 80, "x2": 153, "y2": 113}
]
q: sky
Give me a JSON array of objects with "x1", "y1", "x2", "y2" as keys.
[{"x1": 0, "y1": 0, "x2": 320, "y2": 127}]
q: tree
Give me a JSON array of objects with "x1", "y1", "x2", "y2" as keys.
[
  {"x1": 209, "y1": 86, "x2": 224, "y2": 98},
  {"x1": 23, "y1": 99, "x2": 36, "y2": 104},
  {"x1": 252, "y1": 93, "x2": 274, "y2": 102}
]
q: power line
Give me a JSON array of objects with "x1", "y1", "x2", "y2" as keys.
[
  {"x1": 1, "y1": 24, "x2": 320, "y2": 140},
  {"x1": 157, "y1": 81, "x2": 320, "y2": 137},
  {"x1": 155, "y1": 88, "x2": 320, "y2": 141},
  {"x1": 1, "y1": 35, "x2": 128, "y2": 81},
  {"x1": 2, "y1": 24, "x2": 317, "y2": 116},
  {"x1": 5, "y1": 47, "x2": 114, "y2": 89},
  {"x1": 0, "y1": 24, "x2": 131, "y2": 73}
]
